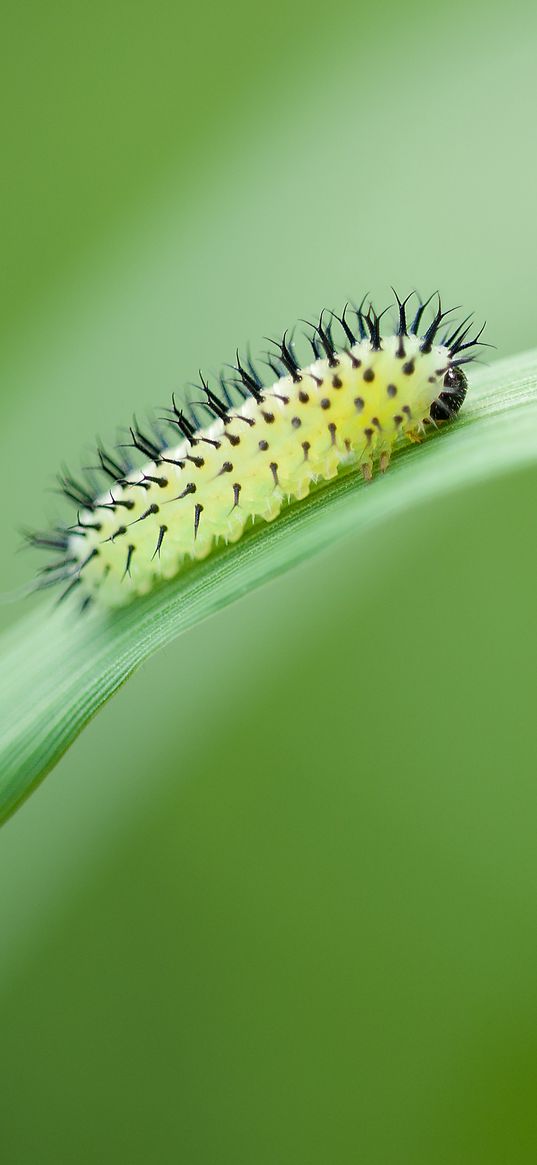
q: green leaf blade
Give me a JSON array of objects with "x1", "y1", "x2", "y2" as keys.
[{"x1": 1, "y1": 350, "x2": 536, "y2": 825}]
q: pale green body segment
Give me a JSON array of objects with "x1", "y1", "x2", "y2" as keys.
[{"x1": 71, "y1": 333, "x2": 449, "y2": 605}]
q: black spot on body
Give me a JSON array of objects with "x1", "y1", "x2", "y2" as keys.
[
  {"x1": 320, "y1": 398, "x2": 331, "y2": 410},
  {"x1": 332, "y1": 374, "x2": 342, "y2": 388},
  {"x1": 78, "y1": 547, "x2": 99, "y2": 570},
  {"x1": 138, "y1": 502, "x2": 160, "y2": 520},
  {"x1": 259, "y1": 440, "x2": 269, "y2": 451},
  {"x1": 124, "y1": 544, "x2": 135, "y2": 578},
  {"x1": 173, "y1": 483, "x2": 196, "y2": 501},
  {"x1": 261, "y1": 411, "x2": 275, "y2": 424},
  {"x1": 363, "y1": 367, "x2": 375, "y2": 383},
  {"x1": 387, "y1": 384, "x2": 397, "y2": 397},
  {"x1": 298, "y1": 390, "x2": 309, "y2": 403},
  {"x1": 402, "y1": 360, "x2": 415, "y2": 375},
  {"x1": 152, "y1": 524, "x2": 168, "y2": 559},
  {"x1": 98, "y1": 498, "x2": 134, "y2": 512},
  {"x1": 354, "y1": 397, "x2": 364, "y2": 413},
  {"x1": 144, "y1": 475, "x2": 168, "y2": 487},
  {"x1": 194, "y1": 503, "x2": 203, "y2": 538},
  {"x1": 291, "y1": 416, "x2": 301, "y2": 429}
]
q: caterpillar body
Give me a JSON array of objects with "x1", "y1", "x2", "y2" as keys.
[{"x1": 28, "y1": 293, "x2": 484, "y2": 609}]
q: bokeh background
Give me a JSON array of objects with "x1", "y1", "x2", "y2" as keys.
[{"x1": 1, "y1": 1, "x2": 537, "y2": 1160}]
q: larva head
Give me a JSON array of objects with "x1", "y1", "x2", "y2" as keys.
[{"x1": 430, "y1": 365, "x2": 468, "y2": 423}]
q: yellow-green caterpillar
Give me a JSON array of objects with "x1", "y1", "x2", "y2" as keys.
[{"x1": 28, "y1": 292, "x2": 484, "y2": 609}]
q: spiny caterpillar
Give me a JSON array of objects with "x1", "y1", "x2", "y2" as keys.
[{"x1": 28, "y1": 292, "x2": 485, "y2": 610}]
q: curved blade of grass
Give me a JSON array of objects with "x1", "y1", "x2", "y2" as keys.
[{"x1": 0, "y1": 349, "x2": 536, "y2": 825}]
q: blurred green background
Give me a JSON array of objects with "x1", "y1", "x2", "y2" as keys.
[{"x1": 1, "y1": 0, "x2": 537, "y2": 1161}]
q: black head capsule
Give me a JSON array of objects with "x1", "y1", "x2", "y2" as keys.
[{"x1": 430, "y1": 366, "x2": 468, "y2": 422}]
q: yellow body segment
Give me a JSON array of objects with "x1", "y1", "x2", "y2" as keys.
[{"x1": 70, "y1": 332, "x2": 450, "y2": 606}]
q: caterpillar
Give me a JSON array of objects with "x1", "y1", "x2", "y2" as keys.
[{"x1": 27, "y1": 292, "x2": 485, "y2": 610}]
